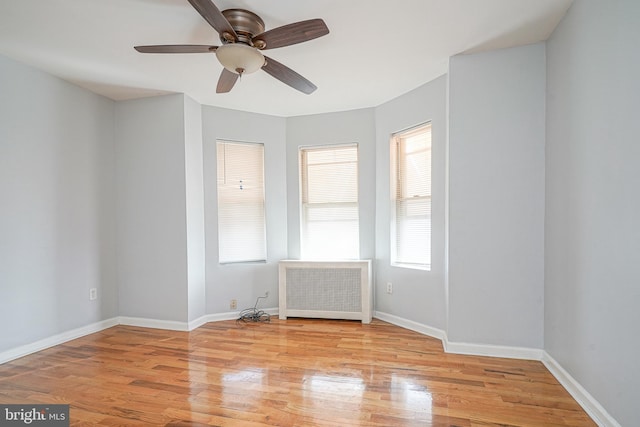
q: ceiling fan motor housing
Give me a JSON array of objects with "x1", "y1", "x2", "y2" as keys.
[{"x1": 221, "y1": 9, "x2": 265, "y2": 46}]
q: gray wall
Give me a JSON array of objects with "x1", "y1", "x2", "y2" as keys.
[
  {"x1": 115, "y1": 94, "x2": 189, "y2": 322},
  {"x1": 286, "y1": 109, "x2": 377, "y2": 261},
  {"x1": 0, "y1": 55, "x2": 117, "y2": 352},
  {"x1": 374, "y1": 76, "x2": 448, "y2": 330},
  {"x1": 545, "y1": 1, "x2": 640, "y2": 425},
  {"x1": 202, "y1": 106, "x2": 287, "y2": 313},
  {"x1": 448, "y1": 44, "x2": 546, "y2": 348}
]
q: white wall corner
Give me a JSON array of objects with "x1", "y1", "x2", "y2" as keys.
[
  {"x1": 187, "y1": 315, "x2": 210, "y2": 331},
  {"x1": 0, "y1": 318, "x2": 119, "y2": 365},
  {"x1": 542, "y1": 352, "x2": 622, "y2": 427}
]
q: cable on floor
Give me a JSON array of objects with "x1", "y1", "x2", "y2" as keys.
[{"x1": 237, "y1": 292, "x2": 271, "y2": 323}]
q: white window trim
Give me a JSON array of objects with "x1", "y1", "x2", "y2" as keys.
[{"x1": 390, "y1": 122, "x2": 432, "y2": 271}]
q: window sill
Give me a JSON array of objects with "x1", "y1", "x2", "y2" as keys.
[
  {"x1": 220, "y1": 260, "x2": 267, "y2": 266},
  {"x1": 391, "y1": 262, "x2": 431, "y2": 272}
]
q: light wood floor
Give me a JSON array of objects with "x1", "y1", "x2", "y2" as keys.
[{"x1": 0, "y1": 318, "x2": 595, "y2": 426}]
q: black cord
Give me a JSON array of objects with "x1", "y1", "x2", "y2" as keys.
[{"x1": 237, "y1": 294, "x2": 270, "y2": 324}]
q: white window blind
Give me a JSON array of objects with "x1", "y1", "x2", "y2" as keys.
[
  {"x1": 391, "y1": 123, "x2": 431, "y2": 269},
  {"x1": 217, "y1": 141, "x2": 266, "y2": 263},
  {"x1": 300, "y1": 144, "x2": 359, "y2": 260}
]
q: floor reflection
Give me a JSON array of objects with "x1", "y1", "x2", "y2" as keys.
[
  {"x1": 390, "y1": 374, "x2": 433, "y2": 412},
  {"x1": 222, "y1": 368, "x2": 265, "y2": 384},
  {"x1": 305, "y1": 373, "x2": 365, "y2": 397},
  {"x1": 219, "y1": 367, "x2": 266, "y2": 414}
]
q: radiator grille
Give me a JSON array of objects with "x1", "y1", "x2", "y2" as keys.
[
  {"x1": 285, "y1": 268, "x2": 362, "y2": 312},
  {"x1": 278, "y1": 260, "x2": 372, "y2": 323}
]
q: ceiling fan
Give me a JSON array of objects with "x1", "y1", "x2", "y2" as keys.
[{"x1": 134, "y1": 0, "x2": 329, "y2": 94}]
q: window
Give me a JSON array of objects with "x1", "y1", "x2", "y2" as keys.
[
  {"x1": 217, "y1": 141, "x2": 266, "y2": 263},
  {"x1": 391, "y1": 123, "x2": 432, "y2": 269},
  {"x1": 300, "y1": 144, "x2": 359, "y2": 260}
]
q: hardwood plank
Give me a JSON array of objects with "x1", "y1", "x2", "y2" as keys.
[{"x1": 0, "y1": 319, "x2": 596, "y2": 426}]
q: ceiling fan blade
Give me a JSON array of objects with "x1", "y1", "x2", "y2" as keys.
[
  {"x1": 216, "y1": 68, "x2": 239, "y2": 93},
  {"x1": 262, "y1": 56, "x2": 317, "y2": 94},
  {"x1": 134, "y1": 45, "x2": 218, "y2": 54},
  {"x1": 187, "y1": 0, "x2": 238, "y2": 42},
  {"x1": 253, "y1": 19, "x2": 329, "y2": 50}
]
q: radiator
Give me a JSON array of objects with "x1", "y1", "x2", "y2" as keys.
[{"x1": 278, "y1": 260, "x2": 372, "y2": 323}]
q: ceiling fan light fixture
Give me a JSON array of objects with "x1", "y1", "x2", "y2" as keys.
[{"x1": 216, "y1": 44, "x2": 265, "y2": 75}]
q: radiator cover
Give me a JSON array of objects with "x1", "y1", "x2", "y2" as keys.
[{"x1": 278, "y1": 260, "x2": 372, "y2": 323}]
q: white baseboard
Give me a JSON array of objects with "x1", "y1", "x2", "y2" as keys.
[
  {"x1": 373, "y1": 311, "x2": 447, "y2": 341},
  {"x1": 0, "y1": 317, "x2": 119, "y2": 365},
  {"x1": 444, "y1": 340, "x2": 544, "y2": 360},
  {"x1": 118, "y1": 316, "x2": 191, "y2": 331},
  {"x1": 125, "y1": 308, "x2": 279, "y2": 332},
  {"x1": 197, "y1": 307, "x2": 279, "y2": 325},
  {"x1": 0, "y1": 309, "x2": 282, "y2": 365},
  {"x1": 188, "y1": 315, "x2": 210, "y2": 331},
  {"x1": 197, "y1": 311, "x2": 242, "y2": 324},
  {"x1": 126, "y1": 307, "x2": 280, "y2": 332},
  {"x1": 374, "y1": 311, "x2": 542, "y2": 360},
  {"x1": 542, "y1": 352, "x2": 621, "y2": 427}
]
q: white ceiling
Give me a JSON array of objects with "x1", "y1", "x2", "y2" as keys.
[{"x1": 0, "y1": 0, "x2": 572, "y2": 117}]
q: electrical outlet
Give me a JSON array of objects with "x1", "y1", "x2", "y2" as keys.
[
  {"x1": 89, "y1": 288, "x2": 97, "y2": 300},
  {"x1": 386, "y1": 282, "x2": 393, "y2": 294},
  {"x1": 230, "y1": 299, "x2": 237, "y2": 310}
]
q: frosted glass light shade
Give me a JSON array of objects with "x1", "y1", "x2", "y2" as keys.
[{"x1": 216, "y1": 44, "x2": 265, "y2": 75}]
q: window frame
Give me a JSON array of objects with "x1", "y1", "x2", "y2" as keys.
[
  {"x1": 390, "y1": 122, "x2": 432, "y2": 271},
  {"x1": 216, "y1": 139, "x2": 267, "y2": 265},
  {"x1": 299, "y1": 143, "x2": 360, "y2": 260}
]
